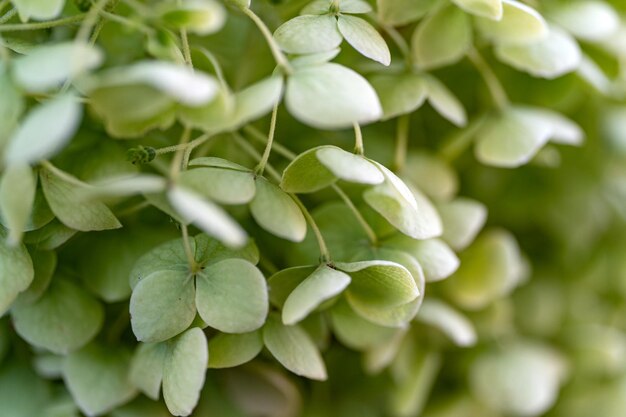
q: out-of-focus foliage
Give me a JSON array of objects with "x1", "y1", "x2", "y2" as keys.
[{"x1": 0, "y1": 0, "x2": 625, "y2": 416}]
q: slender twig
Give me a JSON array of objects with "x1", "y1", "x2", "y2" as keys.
[
  {"x1": 180, "y1": 28, "x2": 192, "y2": 67},
  {"x1": 76, "y1": 0, "x2": 109, "y2": 44},
  {"x1": 244, "y1": 125, "x2": 296, "y2": 159},
  {"x1": 332, "y1": 184, "x2": 378, "y2": 245},
  {"x1": 180, "y1": 223, "x2": 197, "y2": 272},
  {"x1": 255, "y1": 103, "x2": 279, "y2": 175},
  {"x1": 195, "y1": 47, "x2": 228, "y2": 89},
  {"x1": 99, "y1": 10, "x2": 154, "y2": 34},
  {"x1": 170, "y1": 127, "x2": 192, "y2": 179},
  {"x1": 468, "y1": 48, "x2": 509, "y2": 111},
  {"x1": 293, "y1": 196, "x2": 332, "y2": 263},
  {"x1": 394, "y1": 114, "x2": 410, "y2": 172},
  {"x1": 0, "y1": 14, "x2": 86, "y2": 32},
  {"x1": 241, "y1": 7, "x2": 293, "y2": 75},
  {"x1": 155, "y1": 132, "x2": 211, "y2": 155},
  {"x1": 353, "y1": 122, "x2": 364, "y2": 155},
  {"x1": 231, "y1": 133, "x2": 281, "y2": 181},
  {"x1": 438, "y1": 115, "x2": 487, "y2": 162}
]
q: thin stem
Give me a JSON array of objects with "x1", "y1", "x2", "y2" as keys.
[
  {"x1": 155, "y1": 132, "x2": 211, "y2": 155},
  {"x1": 0, "y1": 8, "x2": 16, "y2": 25},
  {"x1": 293, "y1": 196, "x2": 331, "y2": 263},
  {"x1": 394, "y1": 114, "x2": 410, "y2": 172},
  {"x1": 0, "y1": 13, "x2": 86, "y2": 32},
  {"x1": 231, "y1": 133, "x2": 281, "y2": 181},
  {"x1": 169, "y1": 127, "x2": 192, "y2": 180},
  {"x1": 241, "y1": 7, "x2": 293, "y2": 75},
  {"x1": 332, "y1": 184, "x2": 377, "y2": 245},
  {"x1": 180, "y1": 224, "x2": 198, "y2": 272},
  {"x1": 244, "y1": 125, "x2": 297, "y2": 159},
  {"x1": 468, "y1": 48, "x2": 509, "y2": 111},
  {"x1": 180, "y1": 28, "x2": 193, "y2": 67},
  {"x1": 76, "y1": 0, "x2": 109, "y2": 44},
  {"x1": 438, "y1": 115, "x2": 487, "y2": 162},
  {"x1": 116, "y1": 200, "x2": 150, "y2": 217},
  {"x1": 99, "y1": 10, "x2": 154, "y2": 34},
  {"x1": 231, "y1": 133, "x2": 331, "y2": 262},
  {"x1": 353, "y1": 122, "x2": 364, "y2": 155},
  {"x1": 255, "y1": 103, "x2": 279, "y2": 175},
  {"x1": 195, "y1": 47, "x2": 228, "y2": 89},
  {"x1": 380, "y1": 23, "x2": 411, "y2": 66}
]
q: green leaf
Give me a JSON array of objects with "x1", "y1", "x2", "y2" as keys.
[
  {"x1": 263, "y1": 315, "x2": 327, "y2": 380},
  {"x1": 208, "y1": 330, "x2": 263, "y2": 368},
  {"x1": 195, "y1": 258, "x2": 268, "y2": 333},
  {"x1": 130, "y1": 270, "x2": 196, "y2": 342},
  {"x1": 348, "y1": 248, "x2": 425, "y2": 326},
  {"x1": 0, "y1": 164, "x2": 36, "y2": 245},
  {"x1": 438, "y1": 197, "x2": 488, "y2": 251},
  {"x1": 403, "y1": 152, "x2": 459, "y2": 201},
  {"x1": 179, "y1": 167, "x2": 255, "y2": 205},
  {"x1": 280, "y1": 147, "x2": 337, "y2": 193},
  {"x1": 40, "y1": 167, "x2": 122, "y2": 232},
  {"x1": 274, "y1": 15, "x2": 342, "y2": 54},
  {"x1": 130, "y1": 342, "x2": 167, "y2": 400},
  {"x1": 179, "y1": 86, "x2": 234, "y2": 132},
  {"x1": 549, "y1": 1, "x2": 620, "y2": 42},
  {"x1": 416, "y1": 299, "x2": 477, "y2": 346},
  {"x1": 369, "y1": 73, "x2": 427, "y2": 120},
  {"x1": 16, "y1": 249, "x2": 56, "y2": 304},
  {"x1": 384, "y1": 236, "x2": 459, "y2": 282},
  {"x1": 469, "y1": 343, "x2": 566, "y2": 416},
  {"x1": 0, "y1": 68, "x2": 24, "y2": 146},
  {"x1": 162, "y1": 328, "x2": 208, "y2": 416},
  {"x1": 168, "y1": 186, "x2": 247, "y2": 248},
  {"x1": 12, "y1": 42, "x2": 103, "y2": 93},
  {"x1": 495, "y1": 26, "x2": 582, "y2": 79},
  {"x1": 329, "y1": 298, "x2": 397, "y2": 350},
  {"x1": 376, "y1": 0, "x2": 436, "y2": 26},
  {"x1": 0, "y1": 362, "x2": 51, "y2": 417},
  {"x1": 364, "y1": 164, "x2": 438, "y2": 239},
  {"x1": 63, "y1": 344, "x2": 137, "y2": 416},
  {"x1": 73, "y1": 227, "x2": 175, "y2": 302},
  {"x1": 12, "y1": 279, "x2": 104, "y2": 354},
  {"x1": 0, "y1": 234, "x2": 33, "y2": 315},
  {"x1": 11, "y1": 0, "x2": 65, "y2": 21},
  {"x1": 129, "y1": 234, "x2": 258, "y2": 289},
  {"x1": 337, "y1": 260, "x2": 419, "y2": 311},
  {"x1": 423, "y1": 75, "x2": 467, "y2": 127},
  {"x1": 4, "y1": 95, "x2": 82, "y2": 165},
  {"x1": 159, "y1": 0, "x2": 226, "y2": 35},
  {"x1": 475, "y1": 0, "x2": 547, "y2": 44},
  {"x1": 91, "y1": 61, "x2": 219, "y2": 106},
  {"x1": 280, "y1": 145, "x2": 383, "y2": 193},
  {"x1": 474, "y1": 107, "x2": 554, "y2": 167},
  {"x1": 452, "y1": 0, "x2": 502, "y2": 19},
  {"x1": 442, "y1": 229, "x2": 525, "y2": 310},
  {"x1": 229, "y1": 75, "x2": 284, "y2": 130},
  {"x1": 411, "y1": 5, "x2": 472, "y2": 70},
  {"x1": 282, "y1": 264, "x2": 351, "y2": 325},
  {"x1": 337, "y1": 15, "x2": 390, "y2": 66},
  {"x1": 285, "y1": 63, "x2": 382, "y2": 129},
  {"x1": 267, "y1": 265, "x2": 317, "y2": 308},
  {"x1": 129, "y1": 237, "x2": 194, "y2": 289},
  {"x1": 85, "y1": 175, "x2": 167, "y2": 200},
  {"x1": 22, "y1": 219, "x2": 76, "y2": 250},
  {"x1": 316, "y1": 146, "x2": 385, "y2": 185},
  {"x1": 250, "y1": 178, "x2": 306, "y2": 242},
  {"x1": 89, "y1": 84, "x2": 176, "y2": 138},
  {"x1": 303, "y1": 0, "x2": 372, "y2": 14}
]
